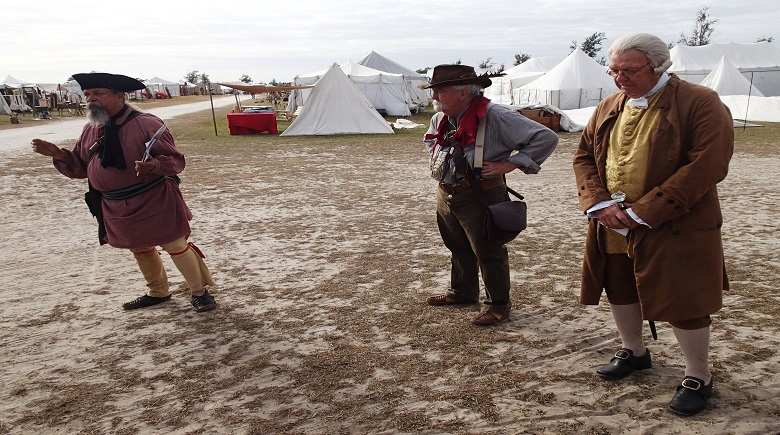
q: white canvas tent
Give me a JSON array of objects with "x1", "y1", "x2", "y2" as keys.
[
  {"x1": 288, "y1": 63, "x2": 419, "y2": 116},
  {"x1": 280, "y1": 63, "x2": 393, "y2": 136},
  {"x1": 720, "y1": 95, "x2": 780, "y2": 122},
  {"x1": 700, "y1": 56, "x2": 765, "y2": 97},
  {"x1": 144, "y1": 76, "x2": 181, "y2": 97},
  {"x1": 356, "y1": 50, "x2": 428, "y2": 108},
  {"x1": 514, "y1": 49, "x2": 618, "y2": 110},
  {"x1": 669, "y1": 42, "x2": 780, "y2": 96},
  {"x1": 484, "y1": 57, "x2": 563, "y2": 104}
]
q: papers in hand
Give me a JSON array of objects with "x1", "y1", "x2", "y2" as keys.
[{"x1": 137, "y1": 124, "x2": 167, "y2": 176}]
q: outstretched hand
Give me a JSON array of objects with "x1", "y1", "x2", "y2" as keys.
[{"x1": 31, "y1": 138, "x2": 65, "y2": 160}]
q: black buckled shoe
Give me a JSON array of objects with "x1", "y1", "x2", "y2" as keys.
[
  {"x1": 596, "y1": 348, "x2": 652, "y2": 379},
  {"x1": 669, "y1": 376, "x2": 713, "y2": 416},
  {"x1": 122, "y1": 294, "x2": 171, "y2": 310},
  {"x1": 191, "y1": 289, "x2": 217, "y2": 313}
]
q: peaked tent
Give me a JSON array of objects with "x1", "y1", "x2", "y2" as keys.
[
  {"x1": 515, "y1": 49, "x2": 618, "y2": 110},
  {"x1": 700, "y1": 56, "x2": 765, "y2": 97},
  {"x1": 288, "y1": 63, "x2": 419, "y2": 116},
  {"x1": 356, "y1": 50, "x2": 429, "y2": 108},
  {"x1": 484, "y1": 57, "x2": 563, "y2": 104},
  {"x1": 280, "y1": 63, "x2": 393, "y2": 136},
  {"x1": 669, "y1": 42, "x2": 780, "y2": 96}
]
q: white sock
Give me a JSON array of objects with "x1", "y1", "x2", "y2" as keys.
[
  {"x1": 610, "y1": 303, "x2": 647, "y2": 356},
  {"x1": 673, "y1": 326, "x2": 712, "y2": 384}
]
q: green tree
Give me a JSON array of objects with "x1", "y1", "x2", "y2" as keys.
[
  {"x1": 415, "y1": 67, "x2": 430, "y2": 75},
  {"x1": 570, "y1": 32, "x2": 607, "y2": 65},
  {"x1": 513, "y1": 53, "x2": 531, "y2": 66},
  {"x1": 199, "y1": 73, "x2": 210, "y2": 84},
  {"x1": 239, "y1": 74, "x2": 252, "y2": 84},
  {"x1": 756, "y1": 36, "x2": 774, "y2": 42},
  {"x1": 184, "y1": 70, "x2": 199, "y2": 83},
  {"x1": 678, "y1": 6, "x2": 718, "y2": 46},
  {"x1": 479, "y1": 57, "x2": 495, "y2": 70}
]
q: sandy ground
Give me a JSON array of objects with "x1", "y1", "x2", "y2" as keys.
[{"x1": 0, "y1": 102, "x2": 779, "y2": 434}]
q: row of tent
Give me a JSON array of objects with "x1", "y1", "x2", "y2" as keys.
[
  {"x1": 281, "y1": 43, "x2": 780, "y2": 135},
  {"x1": 482, "y1": 41, "x2": 780, "y2": 125}
]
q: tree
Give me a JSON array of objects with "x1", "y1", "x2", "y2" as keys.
[
  {"x1": 570, "y1": 32, "x2": 607, "y2": 65},
  {"x1": 756, "y1": 36, "x2": 774, "y2": 42},
  {"x1": 513, "y1": 53, "x2": 531, "y2": 66},
  {"x1": 184, "y1": 70, "x2": 199, "y2": 83},
  {"x1": 239, "y1": 74, "x2": 252, "y2": 84},
  {"x1": 678, "y1": 6, "x2": 718, "y2": 46},
  {"x1": 479, "y1": 57, "x2": 495, "y2": 70},
  {"x1": 199, "y1": 73, "x2": 210, "y2": 84},
  {"x1": 415, "y1": 67, "x2": 430, "y2": 75}
]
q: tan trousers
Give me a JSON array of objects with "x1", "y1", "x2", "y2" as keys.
[{"x1": 131, "y1": 237, "x2": 216, "y2": 297}]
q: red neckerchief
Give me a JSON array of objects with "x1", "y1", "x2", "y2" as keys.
[{"x1": 424, "y1": 96, "x2": 490, "y2": 152}]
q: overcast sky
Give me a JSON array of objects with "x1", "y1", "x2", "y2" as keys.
[{"x1": 4, "y1": 0, "x2": 778, "y2": 85}]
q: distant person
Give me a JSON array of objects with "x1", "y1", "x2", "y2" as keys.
[
  {"x1": 572, "y1": 33, "x2": 734, "y2": 416},
  {"x1": 31, "y1": 72, "x2": 218, "y2": 313},
  {"x1": 422, "y1": 64, "x2": 558, "y2": 326}
]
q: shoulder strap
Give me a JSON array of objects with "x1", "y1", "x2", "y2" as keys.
[{"x1": 473, "y1": 102, "x2": 493, "y2": 169}]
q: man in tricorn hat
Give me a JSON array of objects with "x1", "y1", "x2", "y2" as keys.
[
  {"x1": 422, "y1": 64, "x2": 558, "y2": 325},
  {"x1": 31, "y1": 72, "x2": 218, "y2": 313}
]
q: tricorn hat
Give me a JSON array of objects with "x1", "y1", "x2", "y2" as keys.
[
  {"x1": 72, "y1": 72, "x2": 146, "y2": 92},
  {"x1": 420, "y1": 64, "x2": 504, "y2": 89}
]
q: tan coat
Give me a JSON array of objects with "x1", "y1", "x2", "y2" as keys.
[{"x1": 572, "y1": 75, "x2": 734, "y2": 322}]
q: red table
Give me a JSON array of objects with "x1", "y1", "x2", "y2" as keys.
[{"x1": 227, "y1": 112, "x2": 278, "y2": 135}]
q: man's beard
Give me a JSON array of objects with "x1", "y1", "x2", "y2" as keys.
[
  {"x1": 86, "y1": 102, "x2": 111, "y2": 126},
  {"x1": 432, "y1": 99, "x2": 443, "y2": 113}
]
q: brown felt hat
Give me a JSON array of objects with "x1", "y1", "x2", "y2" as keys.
[
  {"x1": 72, "y1": 72, "x2": 146, "y2": 92},
  {"x1": 420, "y1": 64, "x2": 504, "y2": 89}
]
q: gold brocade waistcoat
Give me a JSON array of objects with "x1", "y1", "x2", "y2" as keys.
[{"x1": 604, "y1": 92, "x2": 664, "y2": 254}]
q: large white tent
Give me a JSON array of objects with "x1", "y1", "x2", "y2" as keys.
[
  {"x1": 700, "y1": 56, "x2": 765, "y2": 97},
  {"x1": 144, "y1": 76, "x2": 181, "y2": 97},
  {"x1": 484, "y1": 56, "x2": 563, "y2": 104},
  {"x1": 514, "y1": 49, "x2": 618, "y2": 110},
  {"x1": 288, "y1": 63, "x2": 420, "y2": 116},
  {"x1": 356, "y1": 50, "x2": 428, "y2": 109},
  {"x1": 669, "y1": 42, "x2": 780, "y2": 96},
  {"x1": 280, "y1": 63, "x2": 393, "y2": 136}
]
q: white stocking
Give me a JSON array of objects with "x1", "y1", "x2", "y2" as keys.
[
  {"x1": 672, "y1": 326, "x2": 712, "y2": 384},
  {"x1": 610, "y1": 302, "x2": 647, "y2": 356}
]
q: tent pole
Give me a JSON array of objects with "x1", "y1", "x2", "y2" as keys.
[
  {"x1": 743, "y1": 72, "x2": 755, "y2": 131},
  {"x1": 208, "y1": 84, "x2": 218, "y2": 136}
]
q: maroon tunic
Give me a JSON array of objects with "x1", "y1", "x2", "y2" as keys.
[{"x1": 54, "y1": 108, "x2": 193, "y2": 249}]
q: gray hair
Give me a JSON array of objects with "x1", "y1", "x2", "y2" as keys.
[
  {"x1": 608, "y1": 33, "x2": 672, "y2": 73},
  {"x1": 453, "y1": 84, "x2": 484, "y2": 97}
]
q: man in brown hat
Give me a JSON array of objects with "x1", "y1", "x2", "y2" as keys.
[
  {"x1": 423, "y1": 64, "x2": 559, "y2": 325},
  {"x1": 31, "y1": 72, "x2": 218, "y2": 313}
]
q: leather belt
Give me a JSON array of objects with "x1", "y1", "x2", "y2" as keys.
[{"x1": 439, "y1": 176, "x2": 505, "y2": 194}]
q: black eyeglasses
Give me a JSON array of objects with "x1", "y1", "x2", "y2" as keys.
[{"x1": 606, "y1": 62, "x2": 651, "y2": 77}]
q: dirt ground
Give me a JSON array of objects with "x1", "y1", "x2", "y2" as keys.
[{"x1": 1, "y1": 102, "x2": 778, "y2": 434}]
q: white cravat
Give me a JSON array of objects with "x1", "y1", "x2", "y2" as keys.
[{"x1": 626, "y1": 73, "x2": 670, "y2": 109}]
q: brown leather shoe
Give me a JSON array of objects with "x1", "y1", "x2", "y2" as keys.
[
  {"x1": 426, "y1": 295, "x2": 476, "y2": 306},
  {"x1": 471, "y1": 311, "x2": 507, "y2": 326}
]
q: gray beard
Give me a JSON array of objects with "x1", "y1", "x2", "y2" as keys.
[
  {"x1": 86, "y1": 103, "x2": 111, "y2": 126},
  {"x1": 432, "y1": 100, "x2": 443, "y2": 113}
]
